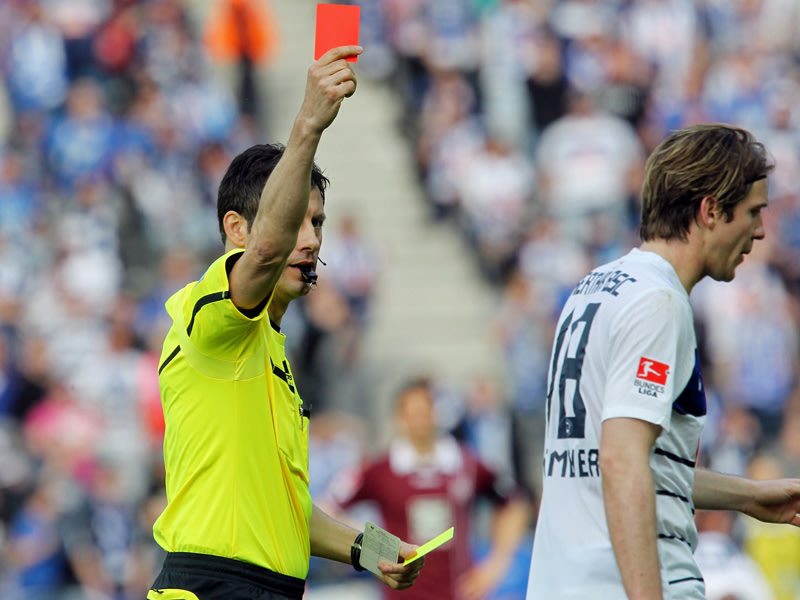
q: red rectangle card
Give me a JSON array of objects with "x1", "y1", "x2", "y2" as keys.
[{"x1": 314, "y1": 3, "x2": 360, "y2": 63}]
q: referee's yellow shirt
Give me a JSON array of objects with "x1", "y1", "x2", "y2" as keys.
[{"x1": 153, "y1": 249, "x2": 312, "y2": 578}]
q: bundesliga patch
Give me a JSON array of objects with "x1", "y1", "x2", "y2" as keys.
[
  {"x1": 633, "y1": 357, "x2": 670, "y2": 398},
  {"x1": 636, "y1": 357, "x2": 669, "y2": 384}
]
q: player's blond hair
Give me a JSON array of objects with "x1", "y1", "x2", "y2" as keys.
[{"x1": 640, "y1": 123, "x2": 773, "y2": 242}]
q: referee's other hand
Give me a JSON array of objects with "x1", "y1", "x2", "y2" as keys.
[{"x1": 376, "y1": 542, "x2": 424, "y2": 590}]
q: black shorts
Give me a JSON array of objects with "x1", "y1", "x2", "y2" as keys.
[{"x1": 147, "y1": 552, "x2": 306, "y2": 600}]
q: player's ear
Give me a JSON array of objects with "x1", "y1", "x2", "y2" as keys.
[
  {"x1": 698, "y1": 196, "x2": 721, "y2": 229},
  {"x1": 223, "y1": 211, "x2": 248, "y2": 247}
]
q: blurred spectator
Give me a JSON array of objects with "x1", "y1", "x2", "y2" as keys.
[
  {"x1": 353, "y1": 0, "x2": 397, "y2": 82},
  {"x1": 203, "y1": 0, "x2": 278, "y2": 124},
  {"x1": 758, "y1": 0, "x2": 800, "y2": 55},
  {"x1": 44, "y1": 0, "x2": 110, "y2": 81},
  {"x1": 535, "y1": 88, "x2": 643, "y2": 252},
  {"x1": 59, "y1": 456, "x2": 151, "y2": 600},
  {"x1": 478, "y1": 0, "x2": 540, "y2": 150},
  {"x1": 0, "y1": 420, "x2": 36, "y2": 529},
  {"x1": 588, "y1": 29, "x2": 652, "y2": 129},
  {"x1": 2, "y1": 0, "x2": 70, "y2": 115},
  {"x1": 322, "y1": 212, "x2": 381, "y2": 330},
  {"x1": 0, "y1": 149, "x2": 41, "y2": 244},
  {"x1": 456, "y1": 135, "x2": 535, "y2": 283},
  {"x1": 758, "y1": 80, "x2": 800, "y2": 292},
  {"x1": 621, "y1": 0, "x2": 709, "y2": 131},
  {"x1": 0, "y1": 475, "x2": 71, "y2": 600},
  {"x1": 701, "y1": 42, "x2": 771, "y2": 134},
  {"x1": 290, "y1": 278, "x2": 362, "y2": 416},
  {"x1": 524, "y1": 25, "x2": 569, "y2": 140},
  {"x1": 3, "y1": 335, "x2": 50, "y2": 425},
  {"x1": 0, "y1": 234, "x2": 29, "y2": 331},
  {"x1": 383, "y1": 0, "x2": 431, "y2": 131},
  {"x1": 424, "y1": 0, "x2": 481, "y2": 78},
  {"x1": 415, "y1": 66, "x2": 483, "y2": 220},
  {"x1": 22, "y1": 382, "x2": 103, "y2": 490},
  {"x1": 0, "y1": 333, "x2": 18, "y2": 419},
  {"x1": 43, "y1": 78, "x2": 116, "y2": 190},
  {"x1": 92, "y1": 1, "x2": 139, "y2": 80}
]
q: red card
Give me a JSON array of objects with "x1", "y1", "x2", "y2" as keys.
[{"x1": 314, "y1": 3, "x2": 360, "y2": 63}]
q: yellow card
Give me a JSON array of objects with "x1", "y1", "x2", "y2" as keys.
[{"x1": 403, "y1": 527, "x2": 454, "y2": 565}]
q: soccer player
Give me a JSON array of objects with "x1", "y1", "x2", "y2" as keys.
[
  {"x1": 147, "y1": 47, "x2": 423, "y2": 600},
  {"x1": 526, "y1": 123, "x2": 800, "y2": 600},
  {"x1": 325, "y1": 377, "x2": 531, "y2": 600}
]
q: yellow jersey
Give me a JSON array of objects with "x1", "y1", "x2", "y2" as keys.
[{"x1": 153, "y1": 249, "x2": 312, "y2": 578}]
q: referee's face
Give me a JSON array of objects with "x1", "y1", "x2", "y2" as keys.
[{"x1": 273, "y1": 188, "x2": 326, "y2": 306}]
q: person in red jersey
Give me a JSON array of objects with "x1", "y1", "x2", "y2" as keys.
[{"x1": 325, "y1": 377, "x2": 531, "y2": 600}]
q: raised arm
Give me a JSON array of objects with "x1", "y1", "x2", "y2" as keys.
[{"x1": 228, "y1": 45, "x2": 361, "y2": 310}]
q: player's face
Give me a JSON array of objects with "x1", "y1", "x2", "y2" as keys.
[
  {"x1": 399, "y1": 388, "x2": 437, "y2": 445},
  {"x1": 272, "y1": 188, "x2": 325, "y2": 305},
  {"x1": 706, "y1": 178, "x2": 768, "y2": 282}
]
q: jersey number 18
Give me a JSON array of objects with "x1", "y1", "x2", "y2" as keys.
[{"x1": 545, "y1": 303, "x2": 600, "y2": 440}]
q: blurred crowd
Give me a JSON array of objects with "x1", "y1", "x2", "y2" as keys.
[{"x1": 1, "y1": 0, "x2": 800, "y2": 599}]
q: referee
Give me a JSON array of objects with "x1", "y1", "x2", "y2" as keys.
[{"x1": 147, "y1": 47, "x2": 423, "y2": 600}]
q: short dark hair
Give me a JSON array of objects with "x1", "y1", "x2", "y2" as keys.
[
  {"x1": 216, "y1": 143, "x2": 329, "y2": 244},
  {"x1": 639, "y1": 123, "x2": 773, "y2": 242}
]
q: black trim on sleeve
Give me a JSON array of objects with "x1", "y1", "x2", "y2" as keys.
[
  {"x1": 186, "y1": 291, "x2": 231, "y2": 335},
  {"x1": 159, "y1": 345, "x2": 181, "y2": 374},
  {"x1": 653, "y1": 447, "x2": 696, "y2": 468},
  {"x1": 658, "y1": 532, "x2": 692, "y2": 547},
  {"x1": 668, "y1": 576, "x2": 704, "y2": 586},
  {"x1": 239, "y1": 296, "x2": 269, "y2": 319},
  {"x1": 655, "y1": 489, "x2": 691, "y2": 504}
]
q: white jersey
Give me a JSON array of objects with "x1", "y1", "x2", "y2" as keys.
[{"x1": 527, "y1": 248, "x2": 707, "y2": 600}]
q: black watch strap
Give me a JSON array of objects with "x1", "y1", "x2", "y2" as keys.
[{"x1": 351, "y1": 532, "x2": 366, "y2": 572}]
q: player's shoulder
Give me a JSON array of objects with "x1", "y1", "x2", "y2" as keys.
[{"x1": 578, "y1": 250, "x2": 683, "y2": 299}]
